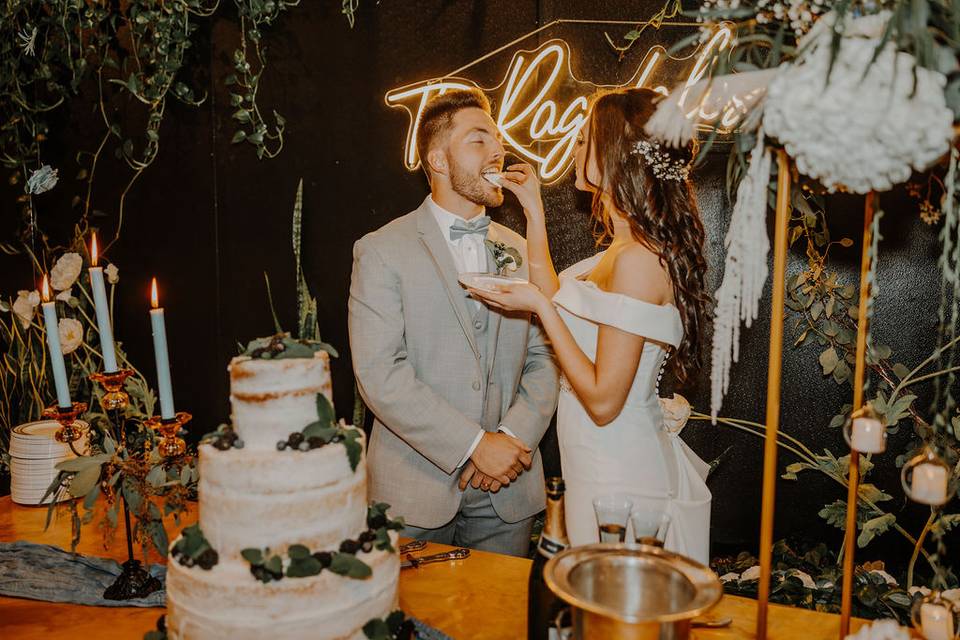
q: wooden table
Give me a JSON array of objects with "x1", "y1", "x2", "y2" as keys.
[{"x1": 0, "y1": 497, "x2": 877, "y2": 639}]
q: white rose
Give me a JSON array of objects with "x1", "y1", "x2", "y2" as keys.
[
  {"x1": 55, "y1": 288, "x2": 72, "y2": 302},
  {"x1": 869, "y1": 570, "x2": 897, "y2": 586},
  {"x1": 740, "y1": 565, "x2": 761, "y2": 581},
  {"x1": 790, "y1": 570, "x2": 817, "y2": 589},
  {"x1": 943, "y1": 589, "x2": 960, "y2": 604},
  {"x1": 25, "y1": 164, "x2": 58, "y2": 195},
  {"x1": 660, "y1": 393, "x2": 692, "y2": 434},
  {"x1": 12, "y1": 289, "x2": 40, "y2": 329},
  {"x1": 50, "y1": 252, "x2": 83, "y2": 291},
  {"x1": 58, "y1": 318, "x2": 83, "y2": 354},
  {"x1": 720, "y1": 572, "x2": 740, "y2": 583},
  {"x1": 105, "y1": 263, "x2": 119, "y2": 284}
]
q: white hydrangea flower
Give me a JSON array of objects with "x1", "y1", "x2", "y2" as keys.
[
  {"x1": 764, "y1": 24, "x2": 953, "y2": 194},
  {"x1": 105, "y1": 263, "x2": 119, "y2": 284},
  {"x1": 50, "y1": 252, "x2": 83, "y2": 291},
  {"x1": 844, "y1": 619, "x2": 910, "y2": 640},
  {"x1": 25, "y1": 164, "x2": 58, "y2": 195},
  {"x1": 12, "y1": 289, "x2": 40, "y2": 329},
  {"x1": 55, "y1": 288, "x2": 72, "y2": 302},
  {"x1": 58, "y1": 318, "x2": 83, "y2": 354}
]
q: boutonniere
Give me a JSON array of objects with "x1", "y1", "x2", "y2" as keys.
[{"x1": 484, "y1": 239, "x2": 523, "y2": 275}]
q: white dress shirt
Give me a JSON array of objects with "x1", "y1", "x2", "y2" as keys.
[{"x1": 426, "y1": 197, "x2": 518, "y2": 469}]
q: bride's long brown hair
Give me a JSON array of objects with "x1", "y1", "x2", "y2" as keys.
[{"x1": 584, "y1": 88, "x2": 711, "y2": 387}]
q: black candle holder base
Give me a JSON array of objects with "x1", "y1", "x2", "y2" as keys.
[{"x1": 103, "y1": 559, "x2": 162, "y2": 600}]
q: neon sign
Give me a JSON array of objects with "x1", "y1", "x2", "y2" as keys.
[{"x1": 385, "y1": 24, "x2": 740, "y2": 183}]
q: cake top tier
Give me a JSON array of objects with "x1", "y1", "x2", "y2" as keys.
[
  {"x1": 228, "y1": 335, "x2": 334, "y2": 450},
  {"x1": 229, "y1": 350, "x2": 331, "y2": 398}
]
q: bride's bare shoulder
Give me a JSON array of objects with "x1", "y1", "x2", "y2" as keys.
[{"x1": 607, "y1": 242, "x2": 673, "y2": 305}]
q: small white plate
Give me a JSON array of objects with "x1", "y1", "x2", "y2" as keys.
[{"x1": 458, "y1": 272, "x2": 527, "y2": 293}]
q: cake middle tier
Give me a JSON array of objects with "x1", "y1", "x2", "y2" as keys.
[{"x1": 199, "y1": 442, "x2": 366, "y2": 558}]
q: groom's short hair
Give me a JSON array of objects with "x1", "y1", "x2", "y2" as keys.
[{"x1": 416, "y1": 88, "x2": 491, "y2": 175}]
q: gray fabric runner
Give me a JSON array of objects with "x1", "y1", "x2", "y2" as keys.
[
  {"x1": 0, "y1": 540, "x2": 456, "y2": 638},
  {"x1": 0, "y1": 540, "x2": 166, "y2": 607}
]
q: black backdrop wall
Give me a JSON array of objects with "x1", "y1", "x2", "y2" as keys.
[{"x1": 0, "y1": 1, "x2": 948, "y2": 566}]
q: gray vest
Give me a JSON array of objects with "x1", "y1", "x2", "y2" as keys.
[{"x1": 464, "y1": 248, "x2": 501, "y2": 432}]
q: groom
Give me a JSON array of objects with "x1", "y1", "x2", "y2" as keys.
[{"x1": 348, "y1": 89, "x2": 559, "y2": 556}]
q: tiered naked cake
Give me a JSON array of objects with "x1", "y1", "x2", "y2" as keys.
[{"x1": 163, "y1": 337, "x2": 402, "y2": 640}]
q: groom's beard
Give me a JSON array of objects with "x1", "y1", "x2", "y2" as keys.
[{"x1": 449, "y1": 156, "x2": 504, "y2": 208}]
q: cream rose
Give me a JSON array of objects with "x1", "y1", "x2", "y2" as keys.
[
  {"x1": 105, "y1": 263, "x2": 119, "y2": 284},
  {"x1": 12, "y1": 289, "x2": 40, "y2": 329},
  {"x1": 660, "y1": 393, "x2": 692, "y2": 434},
  {"x1": 50, "y1": 252, "x2": 83, "y2": 291},
  {"x1": 58, "y1": 318, "x2": 83, "y2": 354}
]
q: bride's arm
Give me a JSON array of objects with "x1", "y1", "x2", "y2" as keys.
[
  {"x1": 532, "y1": 246, "x2": 671, "y2": 425},
  {"x1": 499, "y1": 163, "x2": 560, "y2": 297}
]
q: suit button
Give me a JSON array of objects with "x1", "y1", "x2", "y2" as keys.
[
  {"x1": 474, "y1": 320, "x2": 483, "y2": 329},
  {"x1": 472, "y1": 381, "x2": 481, "y2": 391}
]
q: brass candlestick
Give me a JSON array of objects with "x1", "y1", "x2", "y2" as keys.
[
  {"x1": 146, "y1": 412, "x2": 191, "y2": 458},
  {"x1": 42, "y1": 402, "x2": 89, "y2": 455},
  {"x1": 89, "y1": 369, "x2": 134, "y2": 412}
]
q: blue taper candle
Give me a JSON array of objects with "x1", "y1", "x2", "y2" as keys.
[
  {"x1": 149, "y1": 278, "x2": 175, "y2": 420},
  {"x1": 40, "y1": 275, "x2": 72, "y2": 408}
]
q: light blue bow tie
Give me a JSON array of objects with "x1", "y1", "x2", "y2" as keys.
[{"x1": 449, "y1": 215, "x2": 491, "y2": 241}]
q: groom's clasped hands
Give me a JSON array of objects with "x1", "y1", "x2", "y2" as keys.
[{"x1": 458, "y1": 432, "x2": 532, "y2": 493}]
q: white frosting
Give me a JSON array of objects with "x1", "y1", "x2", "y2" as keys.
[
  {"x1": 163, "y1": 352, "x2": 399, "y2": 640},
  {"x1": 167, "y1": 534, "x2": 400, "y2": 640},
  {"x1": 198, "y1": 443, "x2": 367, "y2": 558},
  {"x1": 483, "y1": 172, "x2": 503, "y2": 186},
  {"x1": 228, "y1": 352, "x2": 333, "y2": 449}
]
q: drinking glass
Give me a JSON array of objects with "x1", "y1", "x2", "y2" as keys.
[
  {"x1": 630, "y1": 506, "x2": 671, "y2": 547},
  {"x1": 592, "y1": 495, "x2": 633, "y2": 543}
]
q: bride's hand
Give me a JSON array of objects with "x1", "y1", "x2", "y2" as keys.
[
  {"x1": 467, "y1": 281, "x2": 548, "y2": 315},
  {"x1": 498, "y1": 163, "x2": 544, "y2": 221}
]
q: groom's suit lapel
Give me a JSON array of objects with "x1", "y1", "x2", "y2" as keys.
[
  {"x1": 484, "y1": 224, "x2": 505, "y2": 379},
  {"x1": 416, "y1": 204, "x2": 481, "y2": 360}
]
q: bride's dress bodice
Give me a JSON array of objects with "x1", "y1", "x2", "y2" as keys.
[
  {"x1": 551, "y1": 252, "x2": 711, "y2": 563},
  {"x1": 553, "y1": 254, "x2": 683, "y2": 409}
]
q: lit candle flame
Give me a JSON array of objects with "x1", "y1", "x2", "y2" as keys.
[
  {"x1": 151, "y1": 277, "x2": 159, "y2": 309},
  {"x1": 41, "y1": 274, "x2": 50, "y2": 302},
  {"x1": 91, "y1": 233, "x2": 99, "y2": 267}
]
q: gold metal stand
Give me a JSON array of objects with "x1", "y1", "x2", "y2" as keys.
[
  {"x1": 839, "y1": 192, "x2": 876, "y2": 636},
  {"x1": 756, "y1": 148, "x2": 792, "y2": 639}
]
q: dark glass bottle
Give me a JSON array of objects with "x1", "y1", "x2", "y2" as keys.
[{"x1": 527, "y1": 477, "x2": 570, "y2": 640}]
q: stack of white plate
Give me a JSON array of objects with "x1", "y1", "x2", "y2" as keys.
[{"x1": 10, "y1": 419, "x2": 89, "y2": 505}]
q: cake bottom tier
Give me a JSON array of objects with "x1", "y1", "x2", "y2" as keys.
[{"x1": 166, "y1": 539, "x2": 399, "y2": 640}]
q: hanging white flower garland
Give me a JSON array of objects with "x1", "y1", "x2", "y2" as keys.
[{"x1": 710, "y1": 129, "x2": 772, "y2": 420}]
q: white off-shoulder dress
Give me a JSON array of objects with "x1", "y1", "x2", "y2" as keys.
[{"x1": 552, "y1": 253, "x2": 712, "y2": 564}]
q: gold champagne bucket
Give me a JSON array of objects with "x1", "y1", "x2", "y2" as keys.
[{"x1": 543, "y1": 543, "x2": 722, "y2": 640}]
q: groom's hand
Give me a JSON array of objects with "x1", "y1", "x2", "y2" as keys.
[
  {"x1": 459, "y1": 462, "x2": 504, "y2": 493},
  {"x1": 471, "y1": 432, "x2": 532, "y2": 485}
]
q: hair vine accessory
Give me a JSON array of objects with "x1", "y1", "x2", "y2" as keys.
[{"x1": 631, "y1": 139, "x2": 690, "y2": 182}]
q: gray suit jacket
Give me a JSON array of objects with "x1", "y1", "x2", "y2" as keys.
[{"x1": 348, "y1": 197, "x2": 560, "y2": 528}]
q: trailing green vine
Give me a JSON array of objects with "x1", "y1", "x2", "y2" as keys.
[{"x1": 227, "y1": 0, "x2": 299, "y2": 159}]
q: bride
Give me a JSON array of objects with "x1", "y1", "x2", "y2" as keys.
[{"x1": 468, "y1": 88, "x2": 713, "y2": 562}]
